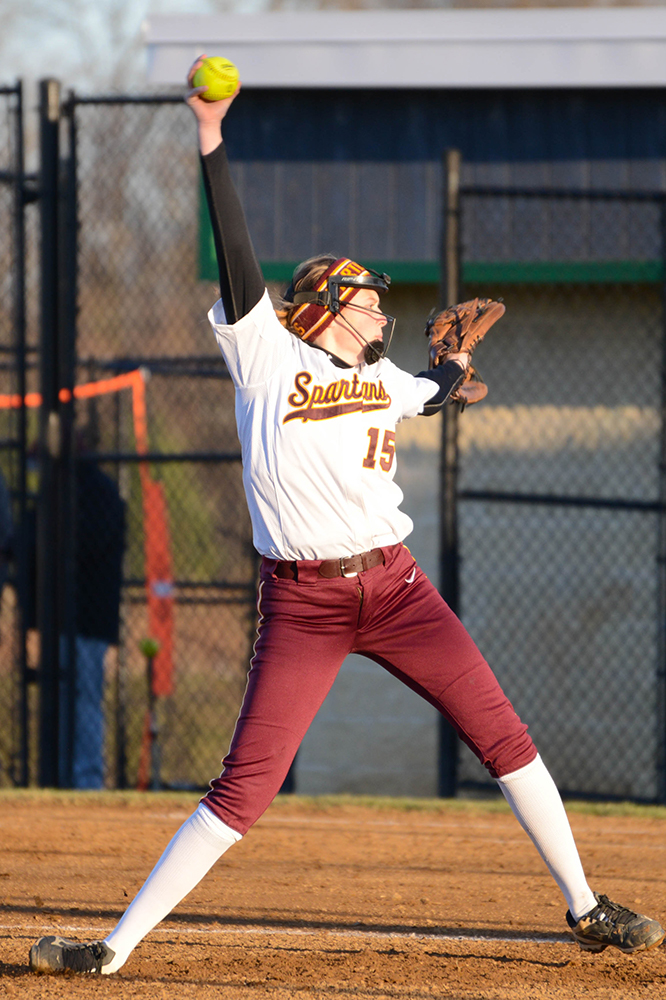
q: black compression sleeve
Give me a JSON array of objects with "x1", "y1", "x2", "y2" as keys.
[
  {"x1": 200, "y1": 143, "x2": 265, "y2": 323},
  {"x1": 415, "y1": 363, "x2": 467, "y2": 415}
]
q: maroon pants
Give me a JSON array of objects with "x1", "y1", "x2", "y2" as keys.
[{"x1": 204, "y1": 543, "x2": 535, "y2": 834}]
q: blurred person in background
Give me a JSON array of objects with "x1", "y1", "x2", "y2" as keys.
[
  {"x1": 58, "y1": 433, "x2": 126, "y2": 789},
  {"x1": 25, "y1": 429, "x2": 126, "y2": 789}
]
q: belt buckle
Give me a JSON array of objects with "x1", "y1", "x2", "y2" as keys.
[{"x1": 340, "y1": 556, "x2": 359, "y2": 578}]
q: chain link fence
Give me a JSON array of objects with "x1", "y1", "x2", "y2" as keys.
[
  {"x1": 3, "y1": 89, "x2": 666, "y2": 801},
  {"x1": 455, "y1": 189, "x2": 666, "y2": 801},
  {"x1": 66, "y1": 97, "x2": 257, "y2": 790}
]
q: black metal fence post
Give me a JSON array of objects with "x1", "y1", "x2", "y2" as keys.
[
  {"x1": 11, "y1": 80, "x2": 30, "y2": 786},
  {"x1": 437, "y1": 149, "x2": 462, "y2": 798},
  {"x1": 57, "y1": 94, "x2": 78, "y2": 788},
  {"x1": 657, "y1": 198, "x2": 666, "y2": 804},
  {"x1": 37, "y1": 78, "x2": 62, "y2": 786}
]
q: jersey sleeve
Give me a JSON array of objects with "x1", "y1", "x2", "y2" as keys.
[
  {"x1": 380, "y1": 362, "x2": 441, "y2": 421},
  {"x1": 381, "y1": 358, "x2": 467, "y2": 421},
  {"x1": 209, "y1": 289, "x2": 294, "y2": 388},
  {"x1": 200, "y1": 143, "x2": 265, "y2": 323},
  {"x1": 414, "y1": 362, "x2": 467, "y2": 415}
]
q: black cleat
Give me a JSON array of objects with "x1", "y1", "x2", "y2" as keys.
[
  {"x1": 29, "y1": 935, "x2": 115, "y2": 974},
  {"x1": 566, "y1": 893, "x2": 666, "y2": 954}
]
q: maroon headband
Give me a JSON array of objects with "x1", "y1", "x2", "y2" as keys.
[{"x1": 289, "y1": 258, "x2": 371, "y2": 342}]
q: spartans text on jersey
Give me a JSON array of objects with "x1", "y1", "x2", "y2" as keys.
[{"x1": 283, "y1": 371, "x2": 392, "y2": 423}]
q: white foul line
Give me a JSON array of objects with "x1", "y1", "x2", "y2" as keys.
[{"x1": 1, "y1": 922, "x2": 571, "y2": 947}]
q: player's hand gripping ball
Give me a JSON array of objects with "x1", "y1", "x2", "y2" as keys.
[{"x1": 193, "y1": 57, "x2": 239, "y2": 102}]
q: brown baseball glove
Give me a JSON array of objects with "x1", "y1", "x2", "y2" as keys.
[{"x1": 424, "y1": 297, "x2": 505, "y2": 406}]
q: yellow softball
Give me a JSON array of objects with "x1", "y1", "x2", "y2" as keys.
[{"x1": 193, "y1": 57, "x2": 240, "y2": 102}]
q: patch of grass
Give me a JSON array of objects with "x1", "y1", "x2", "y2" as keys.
[
  {"x1": 0, "y1": 787, "x2": 201, "y2": 809},
  {"x1": 561, "y1": 798, "x2": 666, "y2": 820},
  {"x1": 266, "y1": 793, "x2": 514, "y2": 816},
  {"x1": 2, "y1": 788, "x2": 666, "y2": 822},
  {"x1": 270, "y1": 793, "x2": 666, "y2": 821}
]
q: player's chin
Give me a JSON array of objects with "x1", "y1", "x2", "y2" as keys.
[{"x1": 364, "y1": 339, "x2": 385, "y2": 364}]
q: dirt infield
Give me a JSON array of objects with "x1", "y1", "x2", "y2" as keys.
[{"x1": 2, "y1": 791, "x2": 666, "y2": 999}]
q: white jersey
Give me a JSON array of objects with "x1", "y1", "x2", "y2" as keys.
[{"x1": 209, "y1": 290, "x2": 438, "y2": 561}]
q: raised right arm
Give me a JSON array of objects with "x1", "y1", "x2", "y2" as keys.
[{"x1": 186, "y1": 57, "x2": 265, "y2": 324}]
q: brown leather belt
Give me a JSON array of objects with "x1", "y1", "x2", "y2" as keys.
[{"x1": 274, "y1": 547, "x2": 385, "y2": 581}]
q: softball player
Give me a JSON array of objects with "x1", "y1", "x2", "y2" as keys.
[{"x1": 29, "y1": 60, "x2": 665, "y2": 975}]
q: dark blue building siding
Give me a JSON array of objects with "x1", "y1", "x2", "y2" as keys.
[
  {"x1": 225, "y1": 88, "x2": 666, "y2": 166},
  {"x1": 215, "y1": 88, "x2": 666, "y2": 277}
]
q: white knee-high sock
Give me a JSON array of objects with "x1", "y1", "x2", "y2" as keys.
[
  {"x1": 102, "y1": 803, "x2": 241, "y2": 973},
  {"x1": 496, "y1": 754, "x2": 596, "y2": 921}
]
